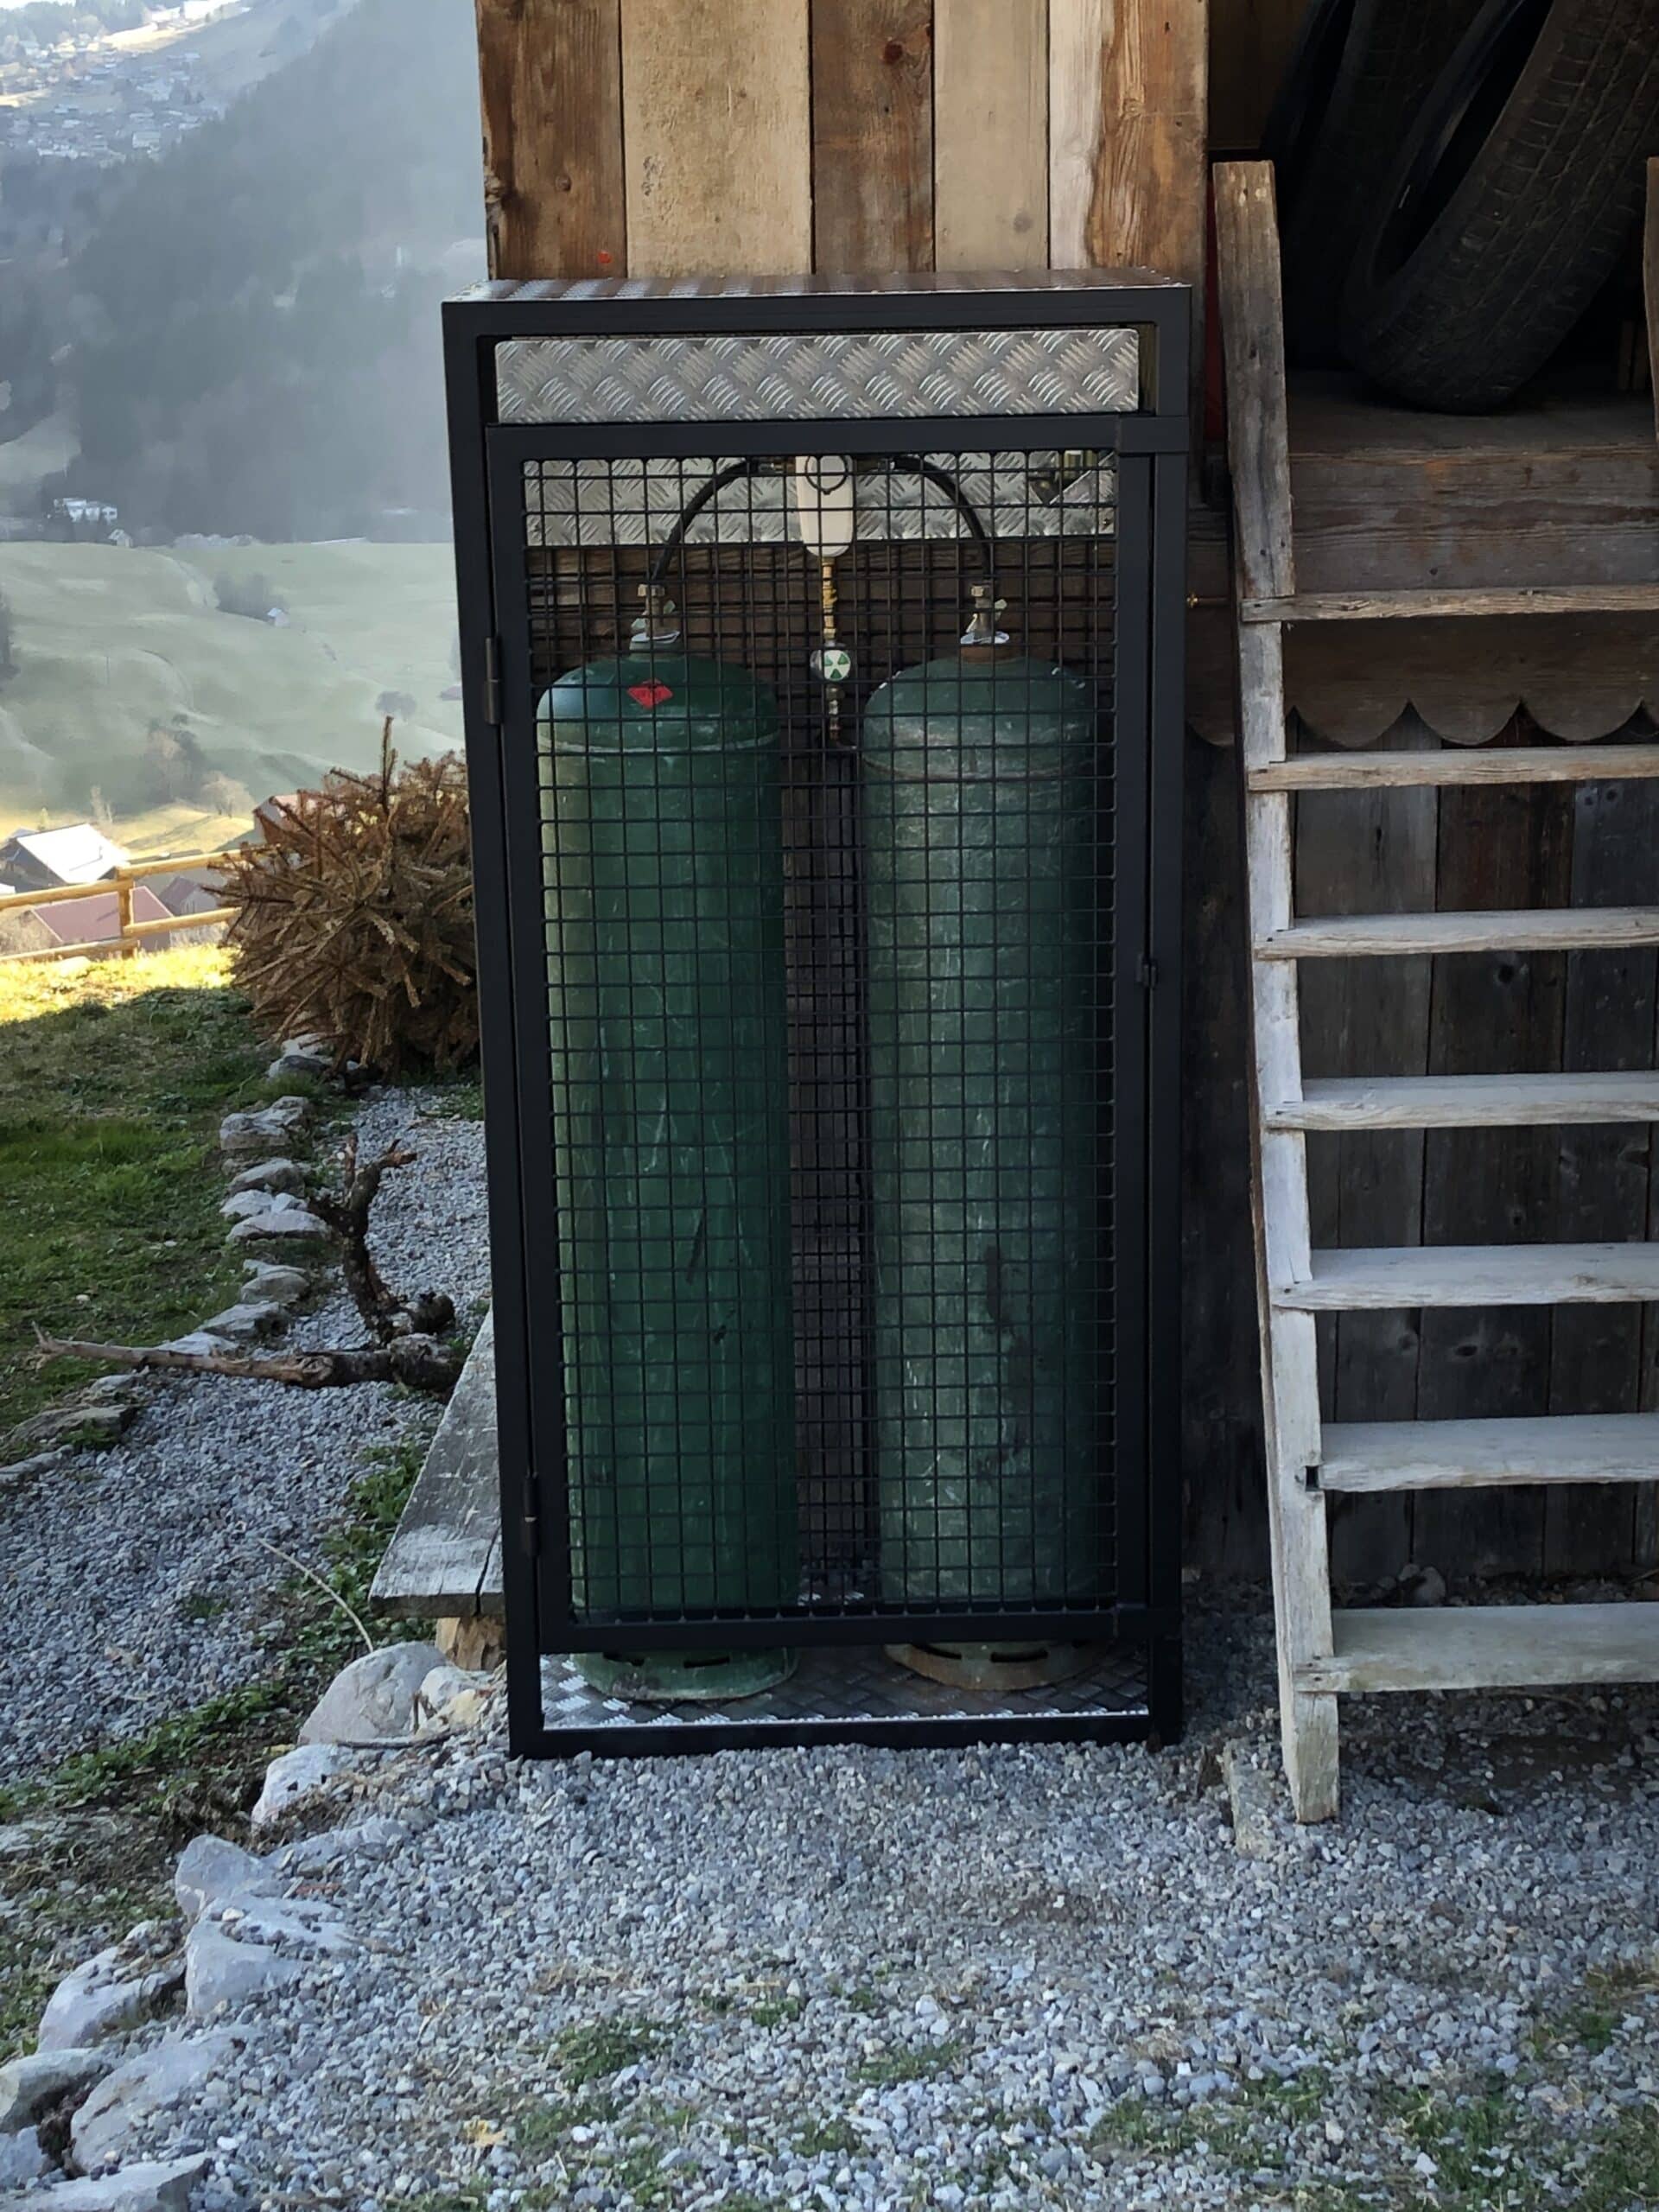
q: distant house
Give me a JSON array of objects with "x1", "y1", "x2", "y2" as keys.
[
  {"x1": 50, "y1": 495, "x2": 120, "y2": 539},
  {"x1": 148, "y1": 870, "x2": 224, "y2": 919},
  {"x1": 253, "y1": 794, "x2": 301, "y2": 842},
  {"x1": 0, "y1": 823, "x2": 130, "y2": 893},
  {"x1": 2, "y1": 885, "x2": 169, "y2": 960}
]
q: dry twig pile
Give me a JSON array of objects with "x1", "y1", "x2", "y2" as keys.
[{"x1": 219, "y1": 723, "x2": 476, "y2": 1076}]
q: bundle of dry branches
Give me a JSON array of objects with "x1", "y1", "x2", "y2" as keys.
[{"x1": 219, "y1": 723, "x2": 477, "y2": 1076}]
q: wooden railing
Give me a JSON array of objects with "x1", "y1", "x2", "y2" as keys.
[{"x1": 0, "y1": 847, "x2": 244, "y2": 964}]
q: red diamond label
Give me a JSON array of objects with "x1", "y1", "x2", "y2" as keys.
[{"x1": 627, "y1": 680, "x2": 672, "y2": 708}]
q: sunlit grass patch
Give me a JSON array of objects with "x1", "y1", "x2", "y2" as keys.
[{"x1": 0, "y1": 947, "x2": 268, "y2": 1429}]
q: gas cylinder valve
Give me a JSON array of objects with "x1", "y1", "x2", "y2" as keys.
[
  {"x1": 961, "y1": 582, "x2": 1010, "y2": 649},
  {"x1": 630, "y1": 583, "x2": 682, "y2": 650}
]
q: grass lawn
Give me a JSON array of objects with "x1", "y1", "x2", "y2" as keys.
[{"x1": 0, "y1": 944, "x2": 284, "y2": 1433}]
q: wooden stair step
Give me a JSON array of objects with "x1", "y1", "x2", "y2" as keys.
[
  {"x1": 1264, "y1": 1071, "x2": 1659, "y2": 1131},
  {"x1": 1249, "y1": 743, "x2": 1659, "y2": 793},
  {"x1": 1241, "y1": 582, "x2": 1659, "y2": 625},
  {"x1": 1320, "y1": 1413, "x2": 1659, "y2": 1493},
  {"x1": 1258, "y1": 909, "x2": 1659, "y2": 959},
  {"x1": 1275, "y1": 1242, "x2": 1659, "y2": 1311},
  {"x1": 1296, "y1": 1604, "x2": 1659, "y2": 1695}
]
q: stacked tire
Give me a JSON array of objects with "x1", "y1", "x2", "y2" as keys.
[{"x1": 1268, "y1": 0, "x2": 1659, "y2": 410}]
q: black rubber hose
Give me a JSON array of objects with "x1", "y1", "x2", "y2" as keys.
[
  {"x1": 646, "y1": 454, "x2": 992, "y2": 592},
  {"x1": 646, "y1": 458, "x2": 767, "y2": 588},
  {"x1": 887, "y1": 454, "x2": 991, "y2": 546}
]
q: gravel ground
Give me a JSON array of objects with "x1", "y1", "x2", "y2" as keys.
[
  {"x1": 12, "y1": 1085, "x2": 1659, "y2": 2209},
  {"x1": 0, "y1": 1090, "x2": 488, "y2": 1783},
  {"x1": 92, "y1": 1620, "x2": 1659, "y2": 2212}
]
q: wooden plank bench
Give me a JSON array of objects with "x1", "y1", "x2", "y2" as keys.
[{"x1": 372, "y1": 1310, "x2": 505, "y2": 1669}]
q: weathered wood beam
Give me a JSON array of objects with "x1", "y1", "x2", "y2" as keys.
[
  {"x1": 933, "y1": 0, "x2": 1047, "y2": 271},
  {"x1": 619, "y1": 0, "x2": 811, "y2": 276},
  {"x1": 1212, "y1": 161, "x2": 1294, "y2": 604},
  {"x1": 1049, "y1": 0, "x2": 1209, "y2": 287},
  {"x1": 474, "y1": 0, "x2": 626, "y2": 282},
  {"x1": 810, "y1": 0, "x2": 934, "y2": 271}
]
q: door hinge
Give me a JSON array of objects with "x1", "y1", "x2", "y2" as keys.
[
  {"x1": 482, "y1": 635, "x2": 503, "y2": 728},
  {"x1": 1138, "y1": 954, "x2": 1160, "y2": 990},
  {"x1": 520, "y1": 1474, "x2": 541, "y2": 1557}
]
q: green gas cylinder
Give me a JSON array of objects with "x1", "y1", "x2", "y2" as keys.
[
  {"x1": 861, "y1": 637, "x2": 1103, "y2": 1621},
  {"x1": 538, "y1": 633, "x2": 797, "y2": 1697}
]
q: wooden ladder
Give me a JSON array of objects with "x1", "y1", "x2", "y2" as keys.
[{"x1": 1214, "y1": 160, "x2": 1659, "y2": 1822}]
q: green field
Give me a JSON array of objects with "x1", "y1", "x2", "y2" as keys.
[{"x1": 0, "y1": 538, "x2": 463, "y2": 855}]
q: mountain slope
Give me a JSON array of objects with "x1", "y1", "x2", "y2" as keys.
[{"x1": 55, "y1": 0, "x2": 481, "y2": 539}]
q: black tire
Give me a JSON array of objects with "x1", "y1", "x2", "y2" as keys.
[
  {"x1": 1341, "y1": 0, "x2": 1659, "y2": 411},
  {"x1": 1264, "y1": 0, "x2": 1486, "y2": 364}
]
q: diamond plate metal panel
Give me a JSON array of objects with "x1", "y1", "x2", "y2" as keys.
[
  {"x1": 524, "y1": 453, "x2": 1116, "y2": 547},
  {"x1": 540, "y1": 1645, "x2": 1148, "y2": 1733},
  {"x1": 497, "y1": 325, "x2": 1140, "y2": 425}
]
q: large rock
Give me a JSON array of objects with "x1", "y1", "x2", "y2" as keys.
[
  {"x1": 239, "y1": 1262, "x2": 309, "y2": 1306},
  {"x1": 196, "y1": 1301, "x2": 284, "y2": 1344},
  {"x1": 38, "y1": 1929, "x2": 183, "y2": 2051},
  {"x1": 228, "y1": 1157, "x2": 306, "y2": 1197},
  {"x1": 267, "y1": 1038, "x2": 333, "y2": 1082},
  {"x1": 0, "y1": 2045, "x2": 111, "y2": 2130},
  {"x1": 219, "y1": 1097, "x2": 312, "y2": 1160},
  {"x1": 299, "y1": 1643, "x2": 443, "y2": 1747},
  {"x1": 248, "y1": 1744, "x2": 351, "y2": 1831},
  {"x1": 211, "y1": 1895, "x2": 352, "y2": 1955},
  {"x1": 0, "y1": 2126, "x2": 49, "y2": 2184},
  {"x1": 227, "y1": 1210, "x2": 329, "y2": 1246},
  {"x1": 71, "y1": 2035, "x2": 231, "y2": 2171},
  {"x1": 3, "y1": 1398, "x2": 132, "y2": 1459},
  {"x1": 183, "y1": 1924, "x2": 302, "y2": 2023},
  {"x1": 40, "y1": 2154, "x2": 210, "y2": 2210},
  {"x1": 173, "y1": 1836, "x2": 276, "y2": 1924},
  {"x1": 271, "y1": 1816, "x2": 409, "y2": 1876},
  {"x1": 0, "y1": 1448, "x2": 62, "y2": 1492},
  {"x1": 159, "y1": 1332, "x2": 233, "y2": 1359},
  {"x1": 219, "y1": 1188, "x2": 287, "y2": 1224},
  {"x1": 415, "y1": 1664, "x2": 496, "y2": 1736}
]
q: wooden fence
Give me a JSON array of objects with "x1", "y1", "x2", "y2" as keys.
[{"x1": 0, "y1": 849, "x2": 241, "y2": 964}]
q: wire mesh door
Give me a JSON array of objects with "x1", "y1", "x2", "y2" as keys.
[{"x1": 454, "y1": 280, "x2": 1186, "y2": 1752}]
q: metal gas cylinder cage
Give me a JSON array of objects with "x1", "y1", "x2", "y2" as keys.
[{"x1": 445, "y1": 273, "x2": 1188, "y2": 1758}]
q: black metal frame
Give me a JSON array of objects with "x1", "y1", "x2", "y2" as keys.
[{"x1": 444, "y1": 275, "x2": 1189, "y2": 1758}]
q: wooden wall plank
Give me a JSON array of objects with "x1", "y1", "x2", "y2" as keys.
[
  {"x1": 1294, "y1": 720, "x2": 1439, "y2": 1591},
  {"x1": 475, "y1": 0, "x2": 626, "y2": 281},
  {"x1": 1048, "y1": 0, "x2": 1105, "y2": 269},
  {"x1": 1644, "y1": 160, "x2": 1658, "y2": 442},
  {"x1": 1414, "y1": 780, "x2": 1573, "y2": 1581},
  {"x1": 811, "y1": 0, "x2": 935, "y2": 271},
  {"x1": 1182, "y1": 730, "x2": 1267, "y2": 1577},
  {"x1": 934, "y1": 0, "x2": 1047, "y2": 270},
  {"x1": 1208, "y1": 0, "x2": 1301, "y2": 153},
  {"x1": 619, "y1": 0, "x2": 812, "y2": 276},
  {"x1": 1545, "y1": 772, "x2": 1659, "y2": 1576},
  {"x1": 1050, "y1": 0, "x2": 1209, "y2": 287}
]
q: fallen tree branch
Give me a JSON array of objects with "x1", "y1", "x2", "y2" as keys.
[
  {"x1": 29, "y1": 1132, "x2": 463, "y2": 1401},
  {"x1": 33, "y1": 1329, "x2": 463, "y2": 1395},
  {"x1": 308, "y1": 1135, "x2": 454, "y2": 1344}
]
